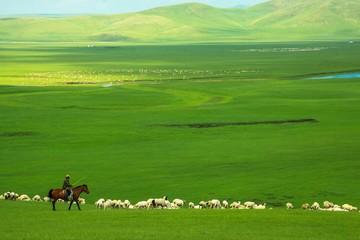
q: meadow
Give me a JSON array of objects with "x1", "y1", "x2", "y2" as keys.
[{"x1": 1, "y1": 41, "x2": 360, "y2": 239}]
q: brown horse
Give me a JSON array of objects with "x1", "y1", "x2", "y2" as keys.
[{"x1": 48, "y1": 184, "x2": 89, "y2": 211}]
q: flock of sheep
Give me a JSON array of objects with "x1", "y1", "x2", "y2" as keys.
[
  {"x1": 2, "y1": 191, "x2": 358, "y2": 213},
  {"x1": 0, "y1": 191, "x2": 85, "y2": 204},
  {"x1": 94, "y1": 196, "x2": 359, "y2": 212}
]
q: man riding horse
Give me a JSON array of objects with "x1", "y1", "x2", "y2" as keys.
[{"x1": 62, "y1": 175, "x2": 73, "y2": 201}]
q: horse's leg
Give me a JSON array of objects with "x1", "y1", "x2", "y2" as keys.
[
  {"x1": 76, "y1": 199, "x2": 81, "y2": 210},
  {"x1": 52, "y1": 198, "x2": 57, "y2": 211},
  {"x1": 69, "y1": 200, "x2": 73, "y2": 210}
]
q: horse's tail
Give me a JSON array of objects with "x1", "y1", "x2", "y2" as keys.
[{"x1": 48, "y1": 189, "x2": 53, "y2": 199}]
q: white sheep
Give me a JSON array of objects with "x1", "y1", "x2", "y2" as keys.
[
  {"x1": 222, "y1": 200, "x2": 228, "y2": 208},
  {"x1": 301, "y1": 203, "x2": 310, "y2": 209},
  {"x1": 193, "y1": 205, "x2": 202, "y2": 209},
  {"x1": 230, "y1": 201, "x2": 240, "y2": 209},
  {"x1": 135, "y1": 201, "x2": 147, "y2": 209},
  {"x1": 44, "y1": 196, "x2": 51, "y2": 202},
  {"x1": 311, "y1": 202, "x2": 320, "y2": 210},
  {"x1": 189, "y1": 202, "x2": 195, "y2": 209},
  {"x1": 342, "y1": 204, "x2": 357, "y2": 211},
  {"x1": 286, "y1": 203, "x2": 294, "y2": 209},
  {"x1": 147, "y1": 199, "x2": 155, "y2": 209},
  {"x1": 18, "y1": 194, "x2": 31, "y2": 201},
  {"x1": 199, "y1": 201, "x2": 207, "y2": 209},
  {"x1": 323, "y1": 201, "x2": 334, "y2": 209},
  {"x1": 254, "y1": 203, "x2": 266, "y2": 209},
  {"x1": 32, "y1": 195, "x2": 42, "y2": 202},
  {"x1": 173, "y1": 199, "x2": 186, "y2": 208},
  {"x1": 244, "y1": 201, "x2": 256, "y2": 209},
  {"x1": 78, "y1": 198, "x2": 85, "y2": 205},
  {"x1": 0, "y1": 195, "x2": 4, "y2": 200},
  {"x1": 208, "y1": 199, "x2": 221, "y2": 209},
  {"x1": 124, "y1": 200, "x2": 131, "y2": 208},
  {"x1": 154, "y1": 196, "x2": 168, "y2": 209},
  {"x1": 104, "y1": 200, "x2": 112, "y2": 210}
]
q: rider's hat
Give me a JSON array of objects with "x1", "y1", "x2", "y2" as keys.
[{"x1": 66, "y1": 175, "x2": 70, "y2": 178}]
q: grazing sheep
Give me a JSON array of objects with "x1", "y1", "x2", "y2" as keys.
[
  {"x1": 95, "y1": 200, "x2": 104, "y2": 209},
  {"x1": 286, "y1": 203, "x2": 294, "y2": 209},
  {"x1": 0, "y1": 195, "x2": 4, "y2": 200},
  {"x1": 342, "y1": 204, "x2": 357, "y2": 211},
  {"x1": 104, "y1": 200, "x2": 112, "y2": 210},
  {"x1": 135, "y1": 201, "x2": 147, "y2": 209},
  {"x1": 57, "y1": 199, "x2": 65, "y2": 203},
  {"x1": 323, "y1": 201, "x2": 334, "y2": 209},
  {"x1": 301, "y1": 203, "x2": 310, "y2": 210},
  {"x1": 32, "y1": 195, "x2": 42, "y2": 202},
  {"x1": 44, "y1": 196, "x2": 51, "y2": 202},
  {"x1": 230, "y1": 201, "x2": 240, "y2": 209},
  {"x1": 189, "y1": 202, "x2": 195, "y2": 209},
  {"x1": 311, "y1": 202, "x2": 320, "y2": 210},
  {"x1": 147, "y1": 199, "x2": 155, "y2": 209},
  {"x1": 199, "y1": 201, "x2": 207, "y2": 209},
  {"x1": 173, "y1": 199, "x2": 186, "y2": 208},
  {"x1": 124, "y1": 200, "x2": 131, "y2": 208},
  {"x1": 193, "y1": 205, "x2": 202, "y2": 209},
  {"x1": 78, "y1": 198, "x2": 85, "y2": 205},
  {"x1": 18, "y1": 194, "x2": 31, "y2": 201},
  {"x1": 244, "y1": 201, "x2": 256, "y2": 209},
  {"x1": 154, "y1": 196, "x2": 168, "y2": 209},
  {"x1": 207, "y1": 199, "x2": 221, "y2": 209},
  {"x1": 222, "y1": 200, "x2": 228, "y2": 209}
]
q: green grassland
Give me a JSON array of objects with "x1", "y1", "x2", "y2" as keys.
[
  {"x1": 0, "y1": 0, "x2": 359, "y2": 42},
  {"x1": 1, "y1": 201, "x2": 360, "y2": 240},
  {"x1": 1, "y1": 41, "x2": 360, "y2": 238}
]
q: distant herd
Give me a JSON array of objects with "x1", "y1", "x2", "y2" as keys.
[{"x1": 2, "y1": 191, "x2": 358, "y2": 212}]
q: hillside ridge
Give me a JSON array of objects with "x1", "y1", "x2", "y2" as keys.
[{"x1": 0, "y1": 0, "x2": 359, "y2": 42}]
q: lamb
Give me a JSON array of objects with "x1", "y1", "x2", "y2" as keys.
[
  {"x1": 154, "y1": 196, "x2": 168, "y2": 209},
  {"x1": 44, "y1": 196, "x2": 51, "y2": 202},
  {"x1": 193, "y1": 205, "x2": 202, "y2": 209},
  {"x1": 244, "y1": 201, "x2": 256, "y2": 209},
  {"x1": 173, "y1": 199, "x2": 186, "y2": 208},
  {"x1": 189, "y1": 202, "x2": 195, "y2": 209},
  {"x1": 222, "y1": 200, "x2": 228, "y2": 209},
  {"x1": 18, "y1": 194, "x2": 31, "y2": 201},
  {"x1": 135, "y1": 201, "x2": 147, "y2": 209},
  {"x1": 286, "y1": 203, "x2": 294, "y2": 209},
  {"x1": 301, "y1": 203, "x2": 310, "y2": 209},
  {"x1": 32, "y1": 195, "x2": 42, "y2": 202},
  {"x1": 311, "y1": 202, "x2": 320, "y2": 210},
  {"x1": 0, "y1": 195, "x2": 4, "y2": 200}
]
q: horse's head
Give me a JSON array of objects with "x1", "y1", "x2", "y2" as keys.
[{"x1": 82, "y1": 184, "x2": 90, "y2": 194}]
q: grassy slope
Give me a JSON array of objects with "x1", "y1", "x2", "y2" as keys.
[
  {"x1": 0, "y1": 0, "x2": 359, "y2": 42},
  {"x1": 1, "y1": 42, "x2": 360, "y2": 208}
]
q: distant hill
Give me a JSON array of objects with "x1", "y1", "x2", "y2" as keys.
[
  {"x1": 0, "y1": 0, "x2": 359, "y2": 42},
  {"x1": 233, "y1": 4, "x2": 250, "y2": 9}
]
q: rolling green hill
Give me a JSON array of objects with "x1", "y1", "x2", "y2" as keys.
[{"x1": 0, "y1": 0, "x2": 359, "y2": 42}]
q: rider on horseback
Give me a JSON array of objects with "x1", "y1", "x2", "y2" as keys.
[{"x1": 62, "y1": 175, "x2": 73, "y2": 201}]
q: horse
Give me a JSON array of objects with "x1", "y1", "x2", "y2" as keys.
[{"x1": 48, "y1": 184, "x2": 89, "y2": 211}]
